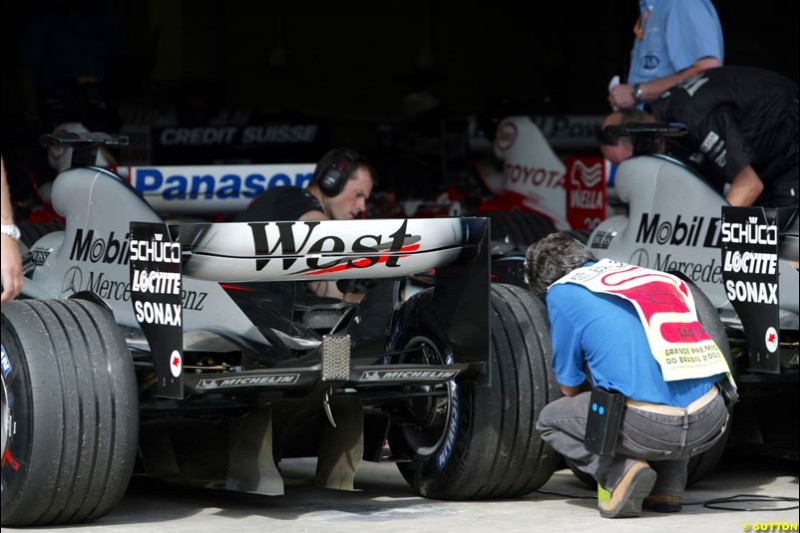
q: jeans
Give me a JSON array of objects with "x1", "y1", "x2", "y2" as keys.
[{"x1": 536, "y1": 390, "x2": 729, "y2": 497}]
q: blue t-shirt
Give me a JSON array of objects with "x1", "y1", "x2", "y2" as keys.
[
  {"x1": 628, "y1": 0, "x2": 724, "y2": 84},
  {"x1": 546, "y1": 280, "x2": 721, "y2": 407}
]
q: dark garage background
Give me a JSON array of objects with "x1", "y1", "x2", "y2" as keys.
[{"x1": 1, "y1": 0, "x2": 798, "y2": 198}]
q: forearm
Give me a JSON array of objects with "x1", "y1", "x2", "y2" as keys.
[
  {"x1": 637, "y1": 57, "x2": 721, "y2": 102},
  {"x1": 559, "y1": 380, "x2": 592, "y2": 397},
  {"x1": 1, "y1": 159, "x2": 14, "y2": 225},
  {"x1": 612, "y1": 57, "x2": 722, "y2": 109},
  {"x1": 308, "y1": 280, "x2": 345, "y2": 300},
  {"x1": 726, "y1": 165, "x2": 764, "y2": 207}
]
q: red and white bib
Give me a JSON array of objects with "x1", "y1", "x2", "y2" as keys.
[{"x1": 551, "y1": 259, "x2": 732, "y2": 382}]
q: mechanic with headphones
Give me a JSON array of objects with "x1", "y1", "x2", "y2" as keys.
[
  {"x1": 235, "y1": 148, "x2": 375, "y2": 300},
  {"x1": 237, "y1": 148, "x2": 374, "y2": 223}
]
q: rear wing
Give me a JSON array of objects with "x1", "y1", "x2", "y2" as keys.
[
  {"x1": 129, "y1": 217, "x2": 490, "y2": 397},
  {"x1": 169, "y1": 218, "x2": 478, "y2": 282}
]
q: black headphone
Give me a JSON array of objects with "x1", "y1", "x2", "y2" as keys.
[{"x1": 317, "y1": 149, "x2": 362, "y2": 197}]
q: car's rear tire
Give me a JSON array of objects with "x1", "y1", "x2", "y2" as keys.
[
  {"x1": 684, "y1": 279, "x2": 733, "y2": 486},
  {"x1": 387, "y1": 283, "x2": 561, "y2": 499},
  {"x1": 17, "y1": 220, "x2": 65, "y2": 248},
  {"x1": 487, "y1": 211, "x2": 556, "y2": 250},
  {"x1": 1, "y1": 299, "x2": 138, "y2": 526}
]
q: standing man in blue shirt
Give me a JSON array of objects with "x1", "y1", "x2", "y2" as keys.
[
  {"x1": 609, "y1": 0, "x2": 724, "y2": 109},
  {"x1": 526, "y1": 232, "x2": 732, "y2": 519}
]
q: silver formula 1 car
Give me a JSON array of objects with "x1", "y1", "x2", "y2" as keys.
[
  {"x1": 1, "y1": 133, "x2": 560, "y2": 526},
  {"x1": 589, "y1": 124, "x2": 799, "y2": 464}
]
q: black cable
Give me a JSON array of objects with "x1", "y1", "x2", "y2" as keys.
[{"x1": 693, "y1": 494, "x2": 799, "y2": 512}]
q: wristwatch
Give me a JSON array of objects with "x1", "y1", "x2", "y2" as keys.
[
  {"x1": 1, "y1": 224, "x2": 21, "y2": 241},
  {"x1": 632, "y1": 83, "x2": 644, "y2": 102}
]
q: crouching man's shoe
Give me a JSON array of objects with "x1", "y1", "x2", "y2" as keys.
[
  {"x1": 643, "y1": 493, "x2": 683, "y2": 513},
  {"x1": 598, "y1": 460, "x2": 657, "y2": 518}
]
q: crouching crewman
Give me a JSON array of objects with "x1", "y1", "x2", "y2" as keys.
[{"x1": 526, "y1": 233, "x2": 735, "y2": 518}]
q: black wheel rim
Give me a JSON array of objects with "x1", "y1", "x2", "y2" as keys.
[{"x1": 399, "y1": 336, "x2": 455, "y2": 458}]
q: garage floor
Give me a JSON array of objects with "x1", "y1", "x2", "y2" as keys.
[{"x1": 6, "y1": 453, "x2": 798, "y2": 532}]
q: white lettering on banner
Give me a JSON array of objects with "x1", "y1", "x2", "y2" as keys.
[
  {"x1": 132, "y1": 270, "x2": 182, "y2": 294},
  {"x1": 130, "y1": 233, "x2": 181, "y2": 263},
  {"x1": 160, "y1": 127, "x2": 238, "y2": 146},
  {"x1": 721, "y1": 220, "x2": 778, "y2": 246},
  {"x1": 570, "y1": 190, "x2": 604, "y2": 209},
  {"x1": 197, "y1": 375, "x2": 300, "y2": 389},
  {"x1": 725, "y1": 280, "x2": 778, "y2": 305},
  {"x1": 504, "y1": 164, "x2": 564, "y2": 189},
  {"x1": 723, "y1": 251, "x2": 778, "y2": 276},
  {"x1": 241, "y1": 125, "x2": 317, "y2": 144},
  {"x1": 551, "y1": 259, "x2": 732, "y2": 382},
  {"x1": 570, "y1": 160, "x2": 603, "y2": 188},
  {"x1": 134, "y1": 301, "x2": 182, "y2": 326},
  {"x1": 360, "y1": 370, "x2": 459, "y2": 382},
  {"x1": 84, "y1": 270, "x2": 206, "y2": 310}
]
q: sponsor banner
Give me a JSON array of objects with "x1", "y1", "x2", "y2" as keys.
[
  {"x1": 118, "y1": 164, "x2": 316, "y2": 215},
  {"x1": 150, "y1": 123, "x2": 329, "y2": 164},
  {"x1": 552, "y1": 259, "x2": 730, "y2": 381},
  {"x1": 566, "y1": 157, "x2": 606, "y2": 230},
  {"x1": 130, "y1": 222, "x2": 184, "y2": 398},
  {"x1": 635, "y1": 213, "x2": 721, "y2": 249},
  {"x1": 721, "y1": 207, "x2": 780, "y2": 373},
  {"x1": 530, "y1": 115, "x2": 605, "y2": 149}
]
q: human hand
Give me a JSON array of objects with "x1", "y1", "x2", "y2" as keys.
[
  {"x1": 1, "y1": 233, "x2": 23, "y2": 302},
  {"x1": 343, "y1": 292, "x2": 365, "y2": 304},
  {"x1": 608, "y1": 84, "x2": 636, "y2": 110}
]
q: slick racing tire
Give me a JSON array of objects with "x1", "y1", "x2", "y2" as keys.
[
  {"x1": 1, "y1": 299, "x2": 138, "y2": 526},
  {"x1": 17, "y1": 220, "x2": 65, "y2": 248},
  {"x1": 683, "y1": 279, "x2": 734, "y2": 487},
  {"x1": 486, "y1": 211, "x2": 556, "y2": 251},
  {"x1": 567, "y1": 277, "x2": 734, "y2": 489},
  {"x1": 387, "y1": 283, "x2": 561, "y2": 499}
]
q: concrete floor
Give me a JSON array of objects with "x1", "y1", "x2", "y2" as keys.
[{"x1": 5, "y1": 453, "x2": 798, "y2": 533}]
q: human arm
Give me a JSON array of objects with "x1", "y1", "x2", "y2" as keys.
[
  {"x1": 547, "y1": 288, "x2": 591, "y2": 396},
  {"x1": 725, "y1": 165, "x2": 764, "y2": 207},
  {"x1": 1, "y1": 158, "x2": 24, "y2": 303},
  {"x1": 609, "y1": 57, "x2": 721, "y2": 109},
  {"x1": 613, "y1": 0, "x2": 723, "y2": 109},
  {"x1": 299, "y1": 202, "x2": 363, "y2": 302},
  {"x1": 560, "y1": 381, "x2": 592, "y2": 397}
]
